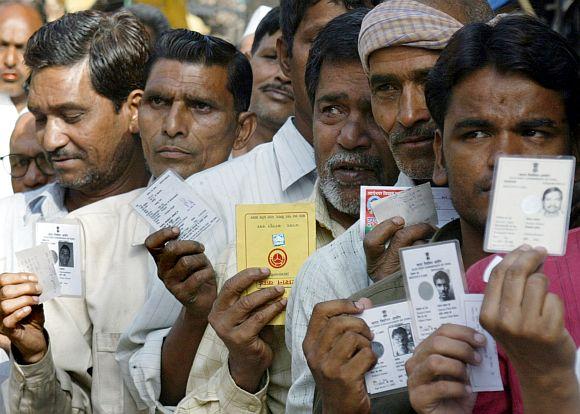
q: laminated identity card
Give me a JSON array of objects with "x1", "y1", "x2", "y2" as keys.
[
  {"x1": 399, "y1": 240, "x2": 467, "y2": 342},
  {"x1": 360, "y1": 185, "x2": 458, "y2": 236},
  {"x1": 358, "y1": 301, "x2": 414, "y2": 397},
  {"x1": 36, "y1": 220, "x2": 83, "y2": 297},
  {"x1": 131, "y1": 169, "x2": 220, "y2": 240},
  {"x1": 16, "y1": 244, "x2": 62, "y2": 303},
  {"x1": 236, "y1": 203, "x2": 316, "y2": 325},
  {"x1": 484, "y1": 156, "x2": 575, "y2": 255}
]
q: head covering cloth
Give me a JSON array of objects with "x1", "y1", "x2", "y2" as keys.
[{"x1": 358, "y1": 0, "x2": 463, "y2": 73}]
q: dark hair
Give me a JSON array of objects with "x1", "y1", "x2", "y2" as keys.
[
  {"x1": 125, "y1": 4, "x2": 171, "y2": 42},
  {"x1": 433, "y1": 271, "x2": 450, "y2": 284},
  {"x1": 543, "y1": 187, "x2": 563, "y2": 201},
  {"x1": 426, "y1": 15, "x2": 580, "y2": 135},
  {"x1": 251, "y1": 6, "x2": 280, "y2": 55},
  {"x1": 391, "y1": 327, "x2": 408, "y2": 338},
  {"x1": 305, "y1": 9, "x2": 368, "y2": 106},
  {"x1": 147, "y1": 29, "x2": 252, "y2": 113},
  {"x1": 24, "y1": 10, "x2": 150, "y2": 111},
  {"x1": 280, "y1": 0, "x2": 374, "y2": 56}
]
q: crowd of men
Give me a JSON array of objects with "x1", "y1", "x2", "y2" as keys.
[{"x1": 0, "y1": 0, "x2": 578, "y2": 413}]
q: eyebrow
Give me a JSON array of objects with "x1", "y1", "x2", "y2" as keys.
[
  {"x1": 515, "y1": 118, "x2": 557, "y2": 129},
  {"x1": 28, "y1": 103, "x2": 87, "y2": 114},
  {"x1": 369, "y1": 74, "x2": 398, "y2": 88},
  {"x1": 453, "y1": 118, "x2": 494, "y2": 130},
  {"x1": 316, "y1": 92, "x2": 349, "y2": 103}
]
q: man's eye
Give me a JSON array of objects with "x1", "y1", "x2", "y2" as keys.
[
  {"x1": 463, "y1": 131, "x2": 489, "y2": 140},
  {"x1": 322, "y1": 105, "x2": 342, "y2": 116},
  {"x1": 193, "y1": 103, "x2": 211, "y2": 113},
  {"x1": 375, "y1": 84, "x2": 397, "y2": 93},
  {"x1": 522, "y1": 129, "x2": 546, "y2": 138},
  {"x1": 64, "y1": 114, "x2": 83, "y2": 124},
  {"x1": 149, "y1": 96, "x2": 167, "y2": 108}
]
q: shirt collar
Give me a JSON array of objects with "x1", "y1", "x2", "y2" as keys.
[
  {"x1": 311, "y1": 180, "x2": 346, "y2": 240},
  {"x1": 272, "y1": 117, "x2": 316, "y2": 192}
]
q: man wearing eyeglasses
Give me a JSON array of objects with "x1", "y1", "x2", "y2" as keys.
[{"x1": 1, "y1": 112, "x2": 55, "y2": 193}]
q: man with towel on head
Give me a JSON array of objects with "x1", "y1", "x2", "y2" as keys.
[{"x1": 285, "y1": 1, "x2": 494, "y2": 413}]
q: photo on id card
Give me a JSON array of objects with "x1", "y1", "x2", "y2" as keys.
[
  {"x1": 484, "y1": 155, "x2": 575, "y2": 255},
  {"x1": 399, "y1": 240, "x2": 466, "y2": 342}
]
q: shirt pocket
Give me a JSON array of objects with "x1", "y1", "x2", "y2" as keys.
[{"x1": 94, "y1": 332, "x2": 126, "y2": 414}]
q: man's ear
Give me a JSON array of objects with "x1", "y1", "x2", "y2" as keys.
[
  {"x1": 432, "y1": 129, "x2": 449, "y2": 186},
  {"x1": 233, "y1": 111, "x2": 257, "y2": 150},
  {"x1": 126, "y1": 89, "x2": 143, "y2": 135},
  {"x1": 277, "y1": 37, "x2": 292, "y2": 79}
]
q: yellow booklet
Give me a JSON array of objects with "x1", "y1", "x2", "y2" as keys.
[{"x1": 236, "y1": 202, "x2": 316, "y2": 325}]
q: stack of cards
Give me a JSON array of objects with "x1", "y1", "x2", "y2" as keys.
[
  {"x1": 131, "y1": 170, "x2": 220, "y2": 241},
  {"x1": 485, "y1": 156, "x2": 575, "y2": 255},
  {"x1": 360, "y1": 184, "x2": 459, "y2": 236}
]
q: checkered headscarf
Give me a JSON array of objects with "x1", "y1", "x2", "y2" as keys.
[{"x1": 358, "y1": 0, "x2": 463, "y2": 73}]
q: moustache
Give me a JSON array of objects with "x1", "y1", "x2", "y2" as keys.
[
  {"x1": 48, "y1": 149, "x2": 86, "y2": 162},
  {"x1": 259, "y1": 83, "x2": 294, "y2": 97},
  {"x1": 325, "y1": 151, "x2": 383, "y2": 175},
  {"x1": 390, "y1": 122, "x2": 437, "y2": 145}
]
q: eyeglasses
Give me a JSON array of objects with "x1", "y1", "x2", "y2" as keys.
[{"x1": 0, "y1": 153, "x2": 56, "y2": 178}]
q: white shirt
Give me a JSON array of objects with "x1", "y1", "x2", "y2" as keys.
[
  {"x1": 0, "y1": 93, "x2": 27, "y2": 199},
  {"x1": 0, "y1": 182, "x2": 67, "y2": 272},
  {"x1": 117, "y1": 118, "x2": 316, "y2": 412},
  {"x1": 285, "y1": 173, "x2": 414, "y2": 414}
]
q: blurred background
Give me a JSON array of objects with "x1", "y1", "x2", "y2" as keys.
[{"x1": 4, "y1": 0, "x2": 579, "y2": 52}]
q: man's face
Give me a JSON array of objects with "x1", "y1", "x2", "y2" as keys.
[
  {"x1": 28, "y1": 61, "x2": 139, "y2": 191},
  {"x1": 434, "y1": 67, "x2": 573, "y2": 232},
  {"x1": 434, "y1": 278, "x2": 450, "y2": 300},
  {"x1": 250, "y1": 29, "x2": 294, "y2": 131},
  {"x1": 60, "y1": 246, "x2": 70, "y2": 264},
  {"x1": 280, "y1": 0, "x2": 347, "y2": 138},
  {"x1": 9, "y1": 112, "x2": 54, "y2": 193},
  {"x1": 314, "y1": 61, "x2": 399, "y2": 216},
  {"x1": 369, "y1": 46, "x2": 439, "y2": 180},
  {"x1": 0, "y1": 4, "x2": 42, "y2": 98},
  {"x1": 139, "y1": 59, "x2": 240, "y2": 178},
  {"x1": 543, "y1": 190, "x2": 563, "y2": 215},
  {"x1": 392, "y1": 332, "x2": 406, "y2": 351}
]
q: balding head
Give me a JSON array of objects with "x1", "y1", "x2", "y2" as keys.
[
  {"x1": 0, "y1": 1, "x2": 43, "y2": 102},
  {"x1": 413, "y1": 0, "x2": 494, "y2": 24}
]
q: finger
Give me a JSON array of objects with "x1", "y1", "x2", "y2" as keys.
[
  {"x1": 343, "y1": 346, "x2": 378, "y2": 376},
  {"x1": 411, "y1": 381, "x2": 472, "y2": 408},
  {"x1": 318, "y1": 315, "x2": 373, "y2": 353},
  {"x1": 0, "y1": 273, "x2": 37, "y2": 286},
  {"x1": 499, "y1": 247, "x2": 547, "y2": 314},
  {"x1": 357, "y1": 297, "x2": 373, "y2": 310},
  {"x1": 230, "y1": 286, "x2": 285, "y2": 324},
  {"x1": 388, "y1": 223, "x2": 436, "y2": 253},
  {"x1": 541, "y1": 293, "x2": 565, "y2": 333},
  {"x1": 413, "y1": 325, "x2": 485, "y2": 366},
  {"x1": 170, "y1": 253, "x2": 212, "y2": 283},
  {"x1": 306, "y1": 299, "x2": 366, "y2": 342},
  {"x1": 172, "y1": 267, "x2": 216, "y2": 304},
  {"x1": 521, "y1": 272, "x2": 549, "y2": 321},
  {"x1": 0, "y1": 296, "x2": 40, "y2": 317},
  {"x1": 241, "y1": 297, "x2": 287, "y2": 334},
  {"x1": 144, "y1": 227, "x2": 180, "y2": 256},
  {"x1": 214, "y1": 268, "x2": 271, "y2": 309},
  {"x1": 363, "y1": 216, "x2": 406, "y2": 259},
  {"x1": 408, "y1": 354, "x2": 469, "y2": 387},
  {"x1": 2, "y1": 305, "x2": 32, "y2": 329},
  {"x1": 0, "y1": 283, "x2": 42, "y2": 300},
  {"x1": 158, "y1": 240, "x2": 205, "y2": 274},
  {"x1": 329, "y1": 331, "x2": 372, "y2": 361}
]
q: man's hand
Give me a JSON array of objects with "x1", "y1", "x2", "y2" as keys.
[
  {"x1": 0, "y1": 273, "x2": 47, "y2": 364},
  {"x1": 405, "y1": 324, "x2": 485, "y2": 414},
  {"x1": 208, "y1": 268, "x2": 286, "y2": 393},
  {"x1": 145, "y1": 227, "x2": 217, "y2": 318},
  {"x1": 480, "y1": 245, "x2": 579, "y2": 413},
  {"x1": 303, "y1": 299, "x2": 376, "y2": 414},
  {"x1": 365, "y1": 217, "x2": 436, "y2": 282}
]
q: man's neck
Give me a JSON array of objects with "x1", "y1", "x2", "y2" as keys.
[
  {"x1": 459, "y1": 218, "x2": 488, "y2": 269},
  {"x1": 325, "y1": 198, "x2": 357, "y2": 230},
  {"x1": 248, "y1": 121, "x2": 278, "y2": 149},
  {"x1": 292, "y1": 113, "x2": 313, "y2": 146},
  {"x1": 10, "y1": 94, "x2": 27, "y2": 112},
  {"x1": 64, "y1": 150, "x2": 150, "y2": 212}
]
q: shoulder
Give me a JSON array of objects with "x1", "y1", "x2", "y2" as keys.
[{"x1": 68, "y1": 187, "x2": 146, "y2": 220}]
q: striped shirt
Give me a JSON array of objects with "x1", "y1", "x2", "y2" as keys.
[{"x1": 117, "y1": 118, "x2": 316, "y2": 412}]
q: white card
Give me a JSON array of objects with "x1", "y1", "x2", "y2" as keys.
[
  {"x1": 359, "y1": 301, "x2": 414, "y2": 396},
  {"x1": 36, "y1": 222, "x2": 82, "y2": 297},
  {"x1": 371, "y1": 183, "x2": 438, "y2": 228},
  {"x1": 400, "y1": 241, "x2": 466, "y2": 342},
  {"x1": 131, "y1": 170, "x2": 220, "y2": 240},
  {"x1": 485, "y1": 156, "x2": 575, "y2": 255},
  {"x1": 16, "y1": 244, "x2": 61, "y2": 303},
  {"x1": 463, "y1": 294, "x2": 503, "y2": 392}
]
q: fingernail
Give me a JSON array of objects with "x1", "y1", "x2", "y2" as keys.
[
  {"x1": 261, "y1": 267, "x2": 270, "y2": 274},
  {"x1": 474, "y1": 333, "x2": 486, "y2": 344},
  {"x1": 354, "y1": 300, "x2": 364, "y2": 310},
  {"x1": 392, "y1": 216, "x2": 404, "y2": 226},
  {"x1": 465, "y1": 385, "x2": 472, "y2": 394},
  {"x1": 32, "y1": 296, "x2": 40, "y2": 303},
  {"x1": 21, "y1": 306, "x2": 31, "y2": 314},
  {"x1": 520, "y1": 244, "x2": 531, "y2": 251},
  {"x1": 28, "y1": 275, "x2": 37, "y2": 282},
  {"x1": 35, "y1": 284, "x2": 42, "y2": 294},
  {"x1": 534, "y1": 246, "x2": 547, "y2": 255},
  {"x1": 280, "y1": 298, "x2": 288, "y2": 306},
  {"x1": 275, "y1": 286, "x2": 285, "y2": 293},
  {"x1": 172, "y1": 227, "x2": 180, "y2": 234},
  {"x1": 474, "y1": 351, "x2": 482, "y2": 364}
]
